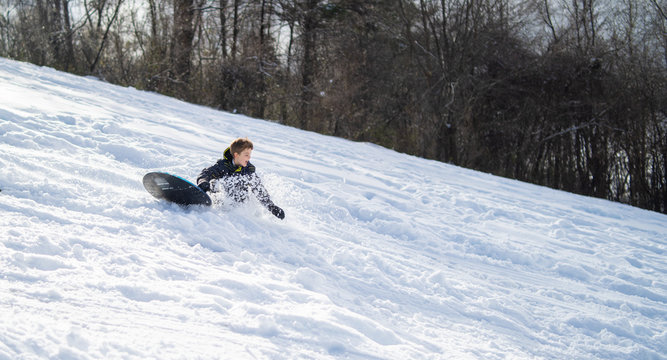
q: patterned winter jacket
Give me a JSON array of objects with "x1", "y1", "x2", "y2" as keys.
[{"x1": 196, "y1": 147, "x2": 273, "y2": 207}]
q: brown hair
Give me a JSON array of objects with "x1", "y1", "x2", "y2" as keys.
[{"x1": 230, "y1": 137, "x2": 253, "y2": 155}]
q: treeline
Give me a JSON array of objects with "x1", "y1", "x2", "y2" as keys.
[{"x1": 1, "y1": 0, "x2": 665, "y2": 213}]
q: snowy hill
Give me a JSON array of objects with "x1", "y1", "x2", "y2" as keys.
[{"x1": 0, "y1": 57, "x2": 665, "y2": 359}]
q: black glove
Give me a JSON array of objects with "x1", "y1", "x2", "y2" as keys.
[
  {"x1": 268, "y1": 204, "x2": 285, "y2": 220},
  {"x1": 198, "y1": 181, "x2": 211, "y2": 192}
]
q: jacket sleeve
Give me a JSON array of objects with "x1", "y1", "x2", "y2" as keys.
[
  {"x1": 249, "y1": 173, "x2": 274, "y2": 208},
  {"x1": 197, "y1": 160, "x2": 229, "y2": 185}
]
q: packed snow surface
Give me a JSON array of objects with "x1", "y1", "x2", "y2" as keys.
[{"x1": 0, "y1": 58, "x2": 665, "y2": 359}]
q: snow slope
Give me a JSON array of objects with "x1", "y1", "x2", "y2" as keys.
[{"x1": 0, "y1": 57, "x2": 665, "y2": 359}]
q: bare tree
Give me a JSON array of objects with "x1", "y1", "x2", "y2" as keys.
[{"x1": 170, "y1": 0, "x2": 196, "y2": 98}]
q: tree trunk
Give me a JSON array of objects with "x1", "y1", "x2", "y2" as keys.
[
  {"x1": 300, "y1": 0, "x2": 318, "y2": 130},
  {"x1": 219, "y1": 0, "x2": 228, "y2": 59},
  {"x1": 171, "y1": 0, "x2": 196, "y2": 99}
]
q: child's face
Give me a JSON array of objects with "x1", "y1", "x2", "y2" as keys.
[{"x1": 233, "y1": 148, "x2": 252, "y2": 167}]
